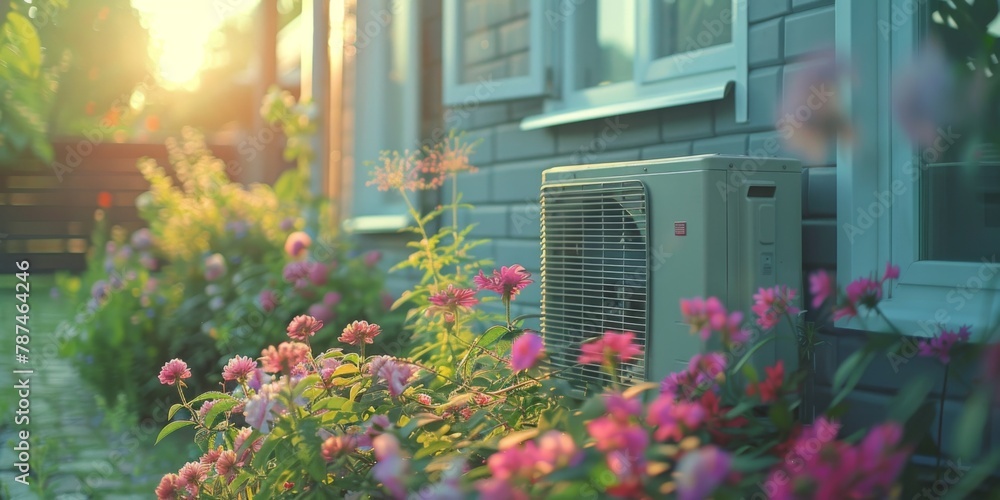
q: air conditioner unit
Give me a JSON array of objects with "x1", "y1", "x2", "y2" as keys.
[{"x1": 539, "y1": 154, "x2": 802, "y2": 392}]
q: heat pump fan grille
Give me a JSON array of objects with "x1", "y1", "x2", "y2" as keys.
[{"x1": 540, "y1": 181, "x2": 648, "y2": 391}]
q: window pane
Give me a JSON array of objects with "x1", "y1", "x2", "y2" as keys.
[
  {"x1": 921, "y1": 159, "x2": 1000, "y2": 262},
  {"x1": 461, "y1": 1, "x2": 531, "y2": 84},
  {"x1": 575, "y1": 0, "x2": 636, "y2": 89},
  {"x1": 657, "y1": 0, "x2": 732, "y2": 58}
]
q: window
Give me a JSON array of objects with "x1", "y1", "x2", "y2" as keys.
[
  {"x1": 836, "y1": 0, "x2": 1000, "y2": 339},
  {"x1": 441, "y1": 0, "x2": 549, "y2": 105},
  {"x1": 526, "y1": 0, "x2": 748, "y2": 129},
  {"x1": 441, "y1": 0, "x2": 748, "y2": 129}
]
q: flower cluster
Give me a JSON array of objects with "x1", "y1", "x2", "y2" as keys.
[
  {"x1": 752, "y1": 285, "x2": 800, "y2": 330},
  {"x1": 474, "y1": 265, "x2": 533, "y2": 302},
  {"x1": 918, "y1": 325, "x2": 972, "y2": 364},
  {"x1": 680, "y1": 296, "x2": 749, "y2": 344}
]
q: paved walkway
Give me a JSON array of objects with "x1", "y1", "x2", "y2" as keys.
[{"x1": 0, "y1": 275, "x2": 194, "y2": 499}]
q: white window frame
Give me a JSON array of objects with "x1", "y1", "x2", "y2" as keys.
[
  {"x1": 441, "y1": 0, "x2": 550, "y2": 106},
  {"x1": 521, "y1": 0, "x2": 748, "y2": 130},
  {"x1": 835, "y1": 0, "x2": 1000, "y2": 340}
]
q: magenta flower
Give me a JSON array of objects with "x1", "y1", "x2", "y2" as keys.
[
  {"x1": 647, "y1": 396, "x2": 706, "y2": 442},
  {"x1": 752, "y1": 285, "x2": 800, "y2": 330},
  {"x1": 158, "y1": 358, "x2": 191, "y2": 386},
  {"x1": 233, "y1": 426, "x2": 263, "y2": 464},
  {"x1": 282, "y1": 261, "x2": 310, "y2": 283},
  {"x1": 577, "y1": 330, "x2": 642, "y2": 366},
  {"x1": 307, "y1": 262, "x2": 329, "y2": 286},
  {"x1": 536, "y1": 431, "x2": 583, "y2": 473},
  {"x1": 258, "y1": 289, "x2": 278, "y2": 312},
  {"x1": 203, "y1": 253, "x2": 226, "y2": 281},
  {"x1": 364, "y1": 250, "x2": 382, "y2": 267},
  {"x1": 339, "y1": 320, "x2": 382, "y2": 346},
  {"x1": 287, "y1": 314, "x2": 324, "y2": 341},
  {"x1": 510, "y1": 331, "x2": 545, "y2": 371},
  {"x1": 259, "y1": 342, "x2": 311, "y2": 373},
  {"x1": 918, "y1": 325, "x2": 971, "y2": 364},
  {"x1": 474, "y1": 265, "x2": 533, "y2": 301},
  {"x1": 603, "y1": 392, "x2": 642, "y2": 422},
  {"x1": 372, "y1": 434, "x2": 408, "y2": 499},
  {"x1": 318, "y1": 357, "x2": 342, "y2": 380},
  {"x1": 426, "y1": 284, "x2": 479, "y2": 322},
  {"x1": 882, "y1": 262, "x2": 901, "y2": 283},
  {"x1": 176, "y1": 461, "x2": 207, "y2": 494},
  {"x1": 675, "y1": 446, "x2": 732, "y2": 500},
  {"x1": 222, "y1": 355, "x2": 257, "y2": 383},
  {"x1": 487, "y1": 443, "x2": 540, "y2": 481},
  {"x1": 284, "y1": 231, "x2": 311, "y2": 259},
  {"x1": 662, "y1": 352, "x2": 730, "y2": 398},
  {"x1": 809, "y1": 270, "x2": 834, "y2": 309},
  {"x1": 199, "y1": 447, "x2": 223, "y2": 467}
]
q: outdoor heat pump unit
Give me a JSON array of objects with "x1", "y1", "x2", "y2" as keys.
[{"x1": 539, "y1": 154, "x2": 802, "y2": 392}]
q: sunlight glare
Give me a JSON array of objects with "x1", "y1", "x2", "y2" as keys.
[{"x1": 131, "y1": 0, "x2": 258, "y2": 89}]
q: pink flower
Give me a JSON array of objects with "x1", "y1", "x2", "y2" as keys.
[
  {"x1": 247, "y1": 368, "x2": 270, "y2": 391},
  {"x1": 203, "y1": 253, "x2": 226, "y2": 281},
  {"x1": 322, "y1": 434, "x2": 359, "y2": 461},
  {"x1": 308, "y1": 262, "x2": 329, "y2": 286},
  {"x1": 577, "y1": 330, "x2": 642, "y2": 366},
  {"x1": 372, "y1": 433, "x2": 408, "y2": 499},
  {"x1": 510, "y1": 331, "x2": 545, "y2": 371},
  {"x1": 222, "y1": 355, "x2": 257, "y2": 382},
  {"x1": 647, "y1": 397, "x2": 706, "y2": 441},
  {"x1": 536, "y1": 431, "x2": 583, "y2": 473},
  {"x1": 835, "y1": 276, "x2": 885, "y2": 320},
  {"x1": 918, "y1": 325, "x2": 971, "y2": 364},
  {"x1": 427, "y1": 284, "x2": 479, "y2": 322},
  {"x1": 259, "y1": 289, "x2": 278, "y2": 312},
  {"x1": 318, "y1": 356, "x2": 342, "y2": 380},
  {"x1": 284, "y1": 231, "x2": 311, "y2": 259},
  {"x1": 282, "y1": 261, "x2": 310, "y2": 283},
  {"x1": 367, "y1": 414, "x2": 392, "y2": 439},
  {"x1": 233, "y1": 427, "x2": 263, "y2": 464},
  {"x1": 809, "y1": 270, "x2": 834, "y2": 309},
  {"x1": 368, "y1": 356, "x2": 418, "y2": 397},
  {"x1": 660, "y1": 352, "x2": 728, "y2": 399},
  {"x1": 893, "y1": 40, "x2": 955, "y2": 148},
  {"x1": 604, "y1": 392, "x2": 642, "y2": 422},
  {"x1": 339, "y1": 320, "x2": 381, "y2": 345},
  {"x1": 675, "y1": 446, "x2": 732, "y2": 500},
  {"x1": 416, "y1": 394, "x2": 432, "y2": 405},
  {"x1": 680, "y1": 296, "x2": 727, "y2": 339},
  {"x1": 155, "y1": 473, "x2": 181, "y2": 499},
  {"x1": 244, "y1": 383, "x2": 281, "y2": 433},
  {"x1": 287, "y1": 315, "x2": 324, "y2": 341},
  {"x1": 364, "y1": 250, "x2": 382, "y2": 267},
  {"x1": 488, "y1": 443, "x2": 540, "y2": 480},
  {"x1": 214, "y1": 450, "x2": 238, "y2": 478},
  {"x1": 476, "y1": 479, "x2": 528, "y2": 500},
  {"x1": 158, "y1": 358, "x2": 191, "y2": 386},
  {"x1": 472, "y1": 393, "x2": 492, "y2": 406},
  {"x1": 307, "y1": 303, "x2": 335, "y2": 324},
  {"x1": 474, "y1": 265, "x2": 533, "y2": 301},
  {"x1": 176, "y1": 461, "x2": 207, "y2": 493},
  {"x1": 199, "y1": 447, "x2": 223, "y2": 467},
  {"x1": 198, "y1": 400, "x2": 217, "y2": 420},
  {"x1": 752, "y1": 285, "x2": 800, "y2": 330},
  {"x1": 746, "y1": 360, "x2": 785, "y2": 403},
  {"x1": 586, "y1": 416, "x2": 648, "y2": 456},
  {"x1": 323, "y1": 291, "x2": 342, "y2": 307},
  {"x1": 259, "y1": 342, "x2": 311, "y2": 373}
]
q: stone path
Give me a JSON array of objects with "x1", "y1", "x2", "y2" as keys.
[{"x1": 0, "y1": 275, "x2": 196, "y2": 499}]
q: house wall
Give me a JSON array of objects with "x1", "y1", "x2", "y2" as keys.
[{"x1": 357, "y1": 0, "x2": 998, "y2": 455}]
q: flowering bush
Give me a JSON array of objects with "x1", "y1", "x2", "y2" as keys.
[
  {"x1": 58, "y1": 120, "x2": 399, "y2": 417},
  {"x1": 153, "y1": 138, "x2": 1000, "y2": 498}
]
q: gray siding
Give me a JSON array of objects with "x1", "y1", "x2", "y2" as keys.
[{"x1": 358, "y1": 0, "x2": 997, "y2": 455}]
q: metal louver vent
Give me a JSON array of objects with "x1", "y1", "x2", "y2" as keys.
[{"x1": 540, "y1": 180, "x2": 649, "y2": 391}]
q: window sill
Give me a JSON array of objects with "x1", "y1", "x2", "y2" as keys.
[
  {"x1": 342, "y1": 214, "x2": 412, "y2": 234},
  {"x1": 834, "y1": 261, "x2": 1000, "y2": 342},
  {"x1": 520, "y1": 79, "x2": 732, "y2": 131}
]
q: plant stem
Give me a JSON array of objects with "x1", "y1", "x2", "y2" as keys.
[
  {"x1": 399, "y1": 188, "x2": 442, "y2": 287},
  {"x1": 936, "y1": 364, "x2": 949, "y2": 480}
]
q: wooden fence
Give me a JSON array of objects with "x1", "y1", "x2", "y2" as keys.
[{"x1": 0, "y1": 141, "x2": 240, "y2": 273}]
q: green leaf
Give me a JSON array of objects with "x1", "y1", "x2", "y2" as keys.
[
  {"x1": 732, "y1": 334, "x2": 775, "y2": 373},
  {"x1": 954, "y1": 387, "x2": 991, "y2": 459},
  {"x1": 725, "y1": 400, "x2": 758, "y2": 419},
  {"x1": 479, "y1": 325, "x2": 509, "y2": 348},
  {"x1": 833, "y1": 349, "x2": 870, "y2": 391},
  {"x1": 252, "y1": 431, "x2": 285, "y2": 469},
  {"x1": 188, "y1": 391, "x2": 235, "y2": 404},
  {"x1": 942, "y1": 449, "x2": 1000, "y2": 500},
  {"x1": 769, "y1": 401, "x2": 793, "y2": 431},
  {"x1": 204, "y1": 399, "x2": 241, "y2": 429},
  {"x1": 168, "y1": 403, "x2": 184, "y2": 420},
  {"x1": 155, "y1": 420, "x2": 195, "y2": 445}
]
